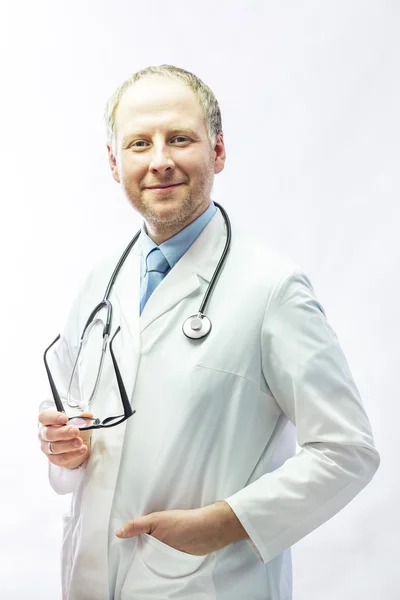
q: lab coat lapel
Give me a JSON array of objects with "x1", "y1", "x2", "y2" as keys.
[{"x1": 139, "y1": 208, "x2": 227, "y2": 334}]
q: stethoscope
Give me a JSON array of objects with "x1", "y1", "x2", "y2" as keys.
[{"x1": 66, "y1": 202, "x2": 231, "y2": 409}]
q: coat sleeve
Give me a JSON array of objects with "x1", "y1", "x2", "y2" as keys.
[{"x1": 225, "y1": 270, "x2": 380, "y2": 564}]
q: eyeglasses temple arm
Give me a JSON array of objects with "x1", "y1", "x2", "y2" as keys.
[
  {"x1": 109, "y1": 327, "x2": 133, "y2": 418},
  {"x1": 43, "y1": 335, "x2": 66, "y2": 414}
]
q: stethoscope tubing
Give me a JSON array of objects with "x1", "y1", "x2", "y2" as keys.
[
  {"x1": 82, "y1": 201, "x2": 231, "y2": 340},
  {"x1": 67, "y1": 202, "x2": 231, "y2": 408}
]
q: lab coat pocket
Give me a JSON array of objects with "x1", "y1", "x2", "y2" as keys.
[
  {"x1": 121, "y1": 533, "x2": 216, "y2": 599},
  {"x1": 61, "y1": 514, "x2": 74, "y2": 600}
]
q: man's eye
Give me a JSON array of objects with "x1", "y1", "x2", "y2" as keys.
[
  {"x1": 172, "y1": 137, "x2": 189, "y2": 143},
  {"x1": 131, "y1": 141, "x2": 148, "y2": 148}
]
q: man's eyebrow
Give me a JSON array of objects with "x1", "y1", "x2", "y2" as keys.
[
  {"x1": 121, "y1": 128, "x2": 198, "y2": 145},
  {"x1": 168, "y1": 128, "x2": 198, "y2": 137},
  {"x1": 121, "y1": 133, "x2": 145, "y2": 145}
]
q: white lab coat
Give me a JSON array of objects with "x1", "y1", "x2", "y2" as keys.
[{"x1": 40, "y1": 208, "x2": 380, "y2": 600}]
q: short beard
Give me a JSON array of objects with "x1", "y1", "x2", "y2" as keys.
[
  {"x1": 124, "y1": 166, "x2": 214, "y2": 236},
  {"x1": 140, "y1": 191, "x2": 205, "y2": 234}
]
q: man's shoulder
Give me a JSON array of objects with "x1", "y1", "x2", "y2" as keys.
[{"x1": 231, "y1": 224, "x2": 303, "y2": 286}]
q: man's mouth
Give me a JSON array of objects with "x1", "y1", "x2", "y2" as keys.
[{"x1": 145, "y1": 183, "x2": 184, "y2": 192}]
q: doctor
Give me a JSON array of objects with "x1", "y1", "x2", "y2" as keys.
[{"x1": 38, "y1": 65, "x2": 380, "y2": 600}]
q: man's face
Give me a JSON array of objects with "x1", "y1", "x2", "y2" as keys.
[{"x1": 108, "y1": 76, "x2": 225, "y2": 236}]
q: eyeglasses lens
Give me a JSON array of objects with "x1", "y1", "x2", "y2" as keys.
[{"x1": 68, "y1": 416, "x2": 100, "y2": 428}]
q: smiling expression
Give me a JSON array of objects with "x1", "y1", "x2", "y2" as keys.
[{"x1": 107, "y1": 76, "x2": 226, "y2": 243}]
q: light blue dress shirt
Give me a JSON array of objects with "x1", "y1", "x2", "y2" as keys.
[{"x1": 139, "y1": 201, "x2": 217, "y2": 312}]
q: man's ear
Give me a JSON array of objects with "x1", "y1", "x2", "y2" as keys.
[
  {"x1": 213, "y1": 132, "x2": 226, "y2": 175},
  {"x1": 107, "y1": 144, "x2": 120, "y2": 184}
]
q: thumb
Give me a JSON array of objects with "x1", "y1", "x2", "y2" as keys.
[
  {"x1": 78, "y1": 412, "x2": 94, "y2": 443},
  {"x1": 116, "y1": 515, "x2": 152, "y2": 538}
]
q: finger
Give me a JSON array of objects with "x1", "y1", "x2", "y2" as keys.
[
  {"x1": 116, "y1": 516, "x2": 152, "y2": 538},
  {"x1": 40, "y1": 437, "x2": 85, "y2": 455},
  {"x1": 39, "y1": 424, "x2": 81, "y2": 443},
  {"x1": 39, "y1": 409, "x2": 68, "y2": 426},
  {"x1": 46, "y1": 445, "x2": 90, "y2": 468},
  {"x1": 79, "y1": 429, "x2": 92, "y2": 444},
  {"x1": 74, "y1": 413, "x2": 94, "y2": 443}
]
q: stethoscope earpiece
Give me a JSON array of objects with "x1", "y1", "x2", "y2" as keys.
[{"x1": 182, "y1": 314, "x2": 212, "y2": 339}]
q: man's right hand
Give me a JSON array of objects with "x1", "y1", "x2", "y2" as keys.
[{"x1": 38, "y1": 409, "x2": 93, "y2": 470}]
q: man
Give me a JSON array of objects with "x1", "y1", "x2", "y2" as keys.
[{"x1": 38, "y1": 65, "x2": 380, "y2": 600}]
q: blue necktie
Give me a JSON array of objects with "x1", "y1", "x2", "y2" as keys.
[{"x1": 140, "y1": 248, "x2": 170, "y2": 314}]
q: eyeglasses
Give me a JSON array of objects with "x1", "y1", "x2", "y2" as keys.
[{"x1": 43, "y1": 326, "x2": 136, "y2": 431}]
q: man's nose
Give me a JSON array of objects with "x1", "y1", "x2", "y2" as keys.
[{"x1": 148, "y1": 144, "x2": 175, "y2": 173}]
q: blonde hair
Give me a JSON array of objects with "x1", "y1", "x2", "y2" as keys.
[{"x1": 104, "y1": 64, "x2": 222, "y2": 154}]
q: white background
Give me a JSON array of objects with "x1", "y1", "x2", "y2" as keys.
[{"x1": 1, "y1": 1, "x2": 398, "y2": 598}]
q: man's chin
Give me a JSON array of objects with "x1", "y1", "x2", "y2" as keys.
[
  {"x1": 145, "y1": 195, "x2": 189, "y2": 213},
  {"x1": 143, "y1": 201, "x2": 190, "y2": 227}
]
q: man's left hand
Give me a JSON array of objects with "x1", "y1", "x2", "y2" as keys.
[{"x1": 116, "y1": 501, "x2": 248, "y2": 556}]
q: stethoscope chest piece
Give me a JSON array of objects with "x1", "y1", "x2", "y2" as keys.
[{"x1": 182, "y1": 314, "x2": 212, "y2": 339}]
